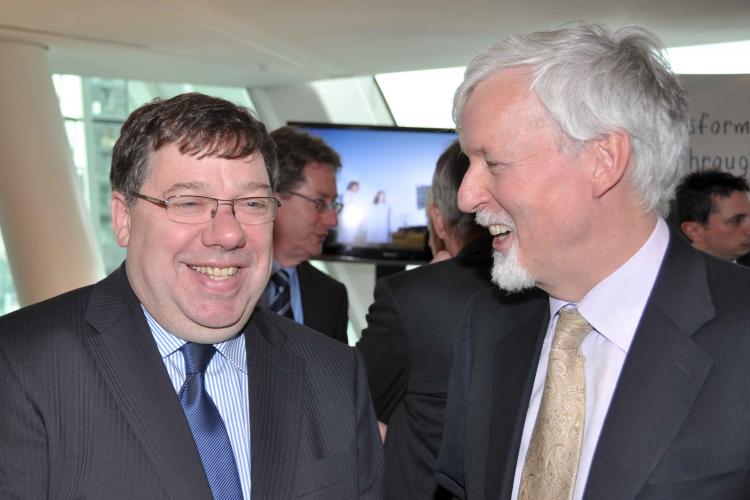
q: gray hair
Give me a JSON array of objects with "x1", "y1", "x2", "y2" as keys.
[
  {"x1": 430, "y1": 140, "x2": 484, "y2": 243},
  {"x1": 454, "y1": 23, "x2": 689, "y2": 214}
]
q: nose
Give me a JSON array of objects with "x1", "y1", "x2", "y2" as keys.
[
  {"x1": 457, "y1": 160, "x2": 487, "y2": 214},
  {"x1": 321, "y1": 207, "x2": 338, "y2": 229},
  {"x1": 201, "y1": 203, "x2": 247, "y2": 249}
]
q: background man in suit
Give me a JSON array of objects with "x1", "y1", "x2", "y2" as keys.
[
  {"x1": 672, "y1": 169, "x2": 750, "y2": 262},
  {"x1": 0, "y1": 93, "x2": 383, "y2": 499},
  {"x1": 436, "y1": 24, "x2": 750, "y2": 499},
  {"x1": 358, "y1": 141, "x2": 491, "y2": 500},
  {"x1": 264, "y1": 126, "x2": 349, "y2": 343}
]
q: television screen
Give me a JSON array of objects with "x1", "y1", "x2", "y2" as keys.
[{"x1": 289, "y1": 122, "x2": 458, "y2": 264}]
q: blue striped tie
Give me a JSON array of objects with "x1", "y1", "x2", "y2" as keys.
[
  {"x1": 179, "y1": 342, "x2": 243, "y2": 499},
  {"x1": 269, "y1": 269, "x2": 294, "y2": 319}
]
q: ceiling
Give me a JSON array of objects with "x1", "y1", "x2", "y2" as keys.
[{"x1": 1, "y1": 0, "x2": 749, "y2": 88}]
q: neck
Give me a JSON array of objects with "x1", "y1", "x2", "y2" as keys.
[{"x1": 541, "y1": 207, "x2": 659, "y2": 303}]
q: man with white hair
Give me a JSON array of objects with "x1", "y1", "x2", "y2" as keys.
[{"x1": 436, "y1": 24, "x2": 750, "y2": 499}]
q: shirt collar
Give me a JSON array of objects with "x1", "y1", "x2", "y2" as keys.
[
  {"x1": 141, "y1": 305, "x2": 247, "y2": 374},
  {"x1": 549, "y1": 218, "x2": 670, "y2": 353}
]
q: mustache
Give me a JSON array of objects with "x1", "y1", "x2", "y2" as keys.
[{"x1": 475, "y1": 210, "x2": 514, "y2": 229}]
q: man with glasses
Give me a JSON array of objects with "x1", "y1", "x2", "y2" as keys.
[
  {"x1": 0, "y1": 93, "x2": 383, "y2": 499},
  {"x1": 265, "y1": 126, "x2": 349, "y2": 343}
]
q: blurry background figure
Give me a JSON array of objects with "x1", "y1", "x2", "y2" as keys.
[
  {"x1": 672, "y1": 169, "x2": 750, "y2": 262},
  {"x1": 263, "y1": 126, "x2": 349, "y2": 343},
  {"x1": 338, "y1": 180, "x2": 367, "y2": 244},
  {"x1": 366, "y1": 190, "x2": 392, "y2": 244},
  {"x1": 358, "y1": 140, "x2": 491, "y2": 500}
]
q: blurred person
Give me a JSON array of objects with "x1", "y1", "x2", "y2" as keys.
[
  {"x1": 672, "y1": 169, "x2": 750, "y2": 262},
  {"x1": 366, "y1": 190, "x2": 392, "y2": 244},
  {"x1": 0, "y1": 94, "x2": 383, "y2": 499},
  {"x1": 358, "y1": 140, "x2": 491, "y2": 500},
  {"x1": 264, "y1": 126, "x2": 349, "y2": 343},
  {"x1": 436, "y1": 24, "x2": 750, "y2": 500},
  {"x1": 339, "y1": 180, "x2": 367, "y2": 244}
]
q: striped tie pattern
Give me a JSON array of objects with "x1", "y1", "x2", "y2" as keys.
[
  {"x1": 269, "y1": 269, "x2": 294, "y2": 319},
  {"x1": 179, "y1": 342, "x2": 243, "y2": 499}
]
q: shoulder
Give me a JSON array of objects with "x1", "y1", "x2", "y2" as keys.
[
  {"x1": 297, "y1": 261, "x2": 346, "y2": 292},
  {"x1": 381, "y1": 254, "x2": 493, "y2": 296},
  {"x1": 251, "y1": 307, "x2": 356, "y2": 367},
  {"x1": 0, "y1": 284, "x2": 95, "y2": 351}
]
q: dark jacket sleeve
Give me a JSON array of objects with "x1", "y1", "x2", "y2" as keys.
[
  {"x1": 0, "y1": 346, "x2": 49, "y2": 498},
  {"x1": 354, "y1": 348, "x2": 386, "y2": 498},
  {"x1": 356, "y1": 277, "x2": 408, "y2": 422}
]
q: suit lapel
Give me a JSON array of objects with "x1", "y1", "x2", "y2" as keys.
[
  {"x1": 464, "y1": 289, "x2": 549, "y2": 500},
  {"x1": 584, "y1": 233, "x2": 715, "y2": 499},
  {"x1": 246, "y1": 310, "x2": 305, "y2": 500},
  {"x1": 82, "y1": 267, "x2": 211, "y2": 498}
]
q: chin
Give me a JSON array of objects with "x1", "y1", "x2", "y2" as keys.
[{"x1": 491, "y1": 247, "x2": 536, "y2": 294}]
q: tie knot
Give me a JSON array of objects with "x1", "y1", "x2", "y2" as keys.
[
  {"x1": 271, "y1": 269, "x2": 290, "y2": 290},
  {"x1": 552, "y1": 307, "x2": 591, "y2": 350},
  {"x1": 181, "y1": 342, "x2": 216, "y2": 375}
]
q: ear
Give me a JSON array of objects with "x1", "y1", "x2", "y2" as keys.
[
  {"x1": 589, "y1": 130, "x2": 631, "y2": 199},
  {"x1": 111, "y1": 192, "x2": 132, "y2": 248},
  {"x1": 680, "y1": 220, "x2": 705, "y2": 244},
  {"x1": 428, "y1": 204, "x2": 448, "y2": 240}
]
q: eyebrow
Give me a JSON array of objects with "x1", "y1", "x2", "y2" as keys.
[{"x1": 163, "y1": 181, "x2": 271, "y2": 197}]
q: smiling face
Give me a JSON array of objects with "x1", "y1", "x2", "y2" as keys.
[
  {"x1": 111, "y1": 142, "x2": 274, "y2": 343},
  {"x1": 273, "y1": 162, "x2": 338, "y2": 267},
  {"x1": 457, "y1": 69, "x2": 597, "y2": 296}
]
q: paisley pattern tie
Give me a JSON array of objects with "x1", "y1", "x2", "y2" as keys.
[{"x1": 519, "y1": 307, "x2": 592, "y2": 500}]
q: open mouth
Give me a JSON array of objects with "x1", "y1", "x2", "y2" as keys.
[
  {"x1": 488, "y1": 224, "x2": 512, "y2": 238},
  {"x1": 189, "y1": 265, "x2": 239, "y2": 280}
]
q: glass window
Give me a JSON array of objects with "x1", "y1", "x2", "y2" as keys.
[
  {"x1": 375, "y1": 67, "x2": 464, "y2": 128},
  {"x1": 0, "y1": 230, "x2": 19, "y2": 316}
]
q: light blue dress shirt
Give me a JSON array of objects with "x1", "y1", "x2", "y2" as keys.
[{"x1": 142, "y1": 307, "x2": 252, "y2": 499}]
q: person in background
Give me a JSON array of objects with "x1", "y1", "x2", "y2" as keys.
[
  {"x1": 672, "y1": 169, "x2": 750, "y2": 262},
  {"x1": 264, "y1": 126, "x2": 349, "y2": 343},
  {"x1": 366, "y1": 190, "x2": 392, "y2": 244},
  {"x1": 358, "y1": 140, "x2": 491, "y2": 500},
  {"x1": 339, "y1": 180, "x2": 367, "y2": 244},
  {"x1": 436, "y1": 24, "x2": 750, "y2": 500},
  {"x1": 0, "y1": 94, "x2": 383, "y2": 499}
]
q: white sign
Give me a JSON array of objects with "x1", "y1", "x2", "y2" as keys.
[{"x1": 682, "y1": 74, "x2": 750, "y2": 179}]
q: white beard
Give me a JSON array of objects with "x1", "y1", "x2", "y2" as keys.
[
  {"x1": 476, "y1": 210, "x2": 536, "y2": 293},
  {"x1": 490, "y1": 242, "x2": 536, "y2": 293}
]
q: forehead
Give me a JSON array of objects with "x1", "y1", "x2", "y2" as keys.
[
  {"x1": 712, "y1": 190, "x2": 750, "y2": 215},
  {"x1": 145, "y1": 143, "x2": 269, "y2": 190},
  {"x1": 460, "y1": 69, "x2": 558, "y2": 155},
  {"x1": 298, "y1": 162, "x2": 337, "y2": 192}
]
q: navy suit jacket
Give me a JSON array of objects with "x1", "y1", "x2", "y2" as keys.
[
  {"x1": 0, "y1": 264, "x2": 383, "y2": 499},
  {"x1": 436, "y1": 230, "x2": 750, "y2": 499}
]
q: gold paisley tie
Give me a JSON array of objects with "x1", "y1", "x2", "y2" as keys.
[{"x1": 519, "y1": 307, "x2": 591, "y2": 500}]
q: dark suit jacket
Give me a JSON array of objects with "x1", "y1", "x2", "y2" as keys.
[
  {"x1": 298, "y1": 261, "x2": 349, "y2": 344},
  {"x1": 358, "y1": 237, "x2": 494, "y2": 500},
  {"x1": 436, "y1": 229, "x2": 750, "y2": 500},
  {"x1": 0, "y1": 265, "x2": 383, "y2": 499}
]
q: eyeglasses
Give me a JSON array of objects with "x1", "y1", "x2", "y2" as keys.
[
  {"x1": 286, "y1": 191, "x2": 343, "y2": 214},
  {"x1": 133, "y1": 193, "x2": 281, "y2": 225}
]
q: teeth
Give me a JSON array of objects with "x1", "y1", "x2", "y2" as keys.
[
  {"x1": 488, "y1": 224, "x2": 511, "y2": 236},
  {"x1": 190, "y1": 266, "x2": 239, "y2": 279}
]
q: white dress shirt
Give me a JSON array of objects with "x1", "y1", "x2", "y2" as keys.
[
  {"x1": 143, "y1": 307, "x2": 252, "y2": 499},
  {"x1": 511, "y1": 218, "x2": 670, "y2": 500}
]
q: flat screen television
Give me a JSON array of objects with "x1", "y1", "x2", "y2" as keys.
[{"x1": 288, "y1": 122, "x2": 458, "y2": 265}]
